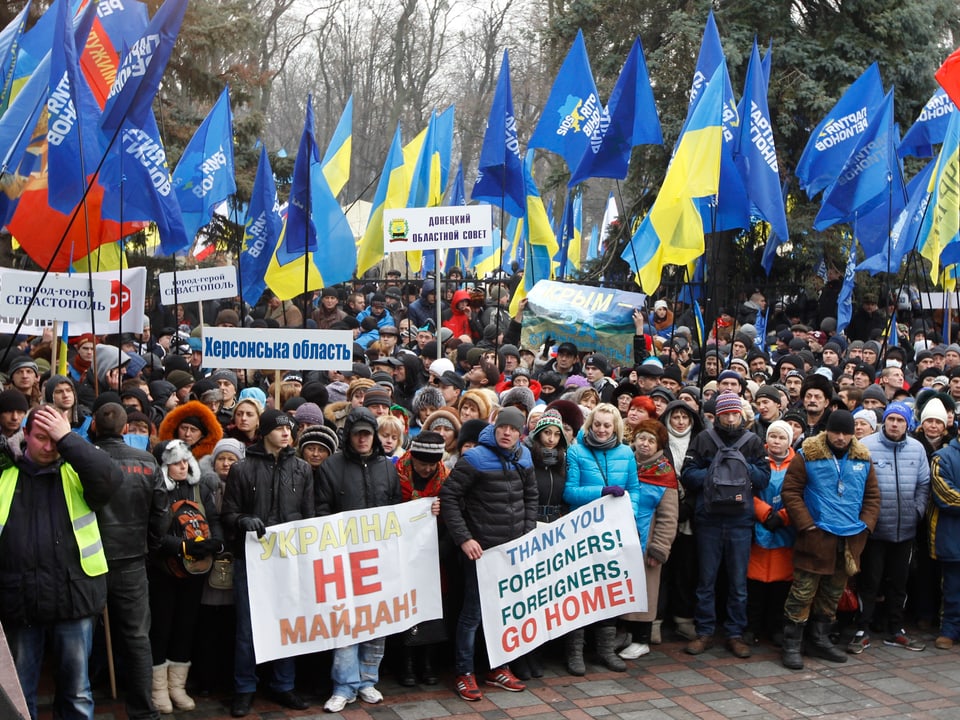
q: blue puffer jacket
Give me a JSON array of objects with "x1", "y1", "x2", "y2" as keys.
[
  {"x1": 860, "y1": 431, "x2": 930, "y2": 542},
  {"x1": 929, "y1": 438, "x2": 960, "y2": 561},
  {"x1": 564, "y1": 438, "x2": 640, "y2": 519}
]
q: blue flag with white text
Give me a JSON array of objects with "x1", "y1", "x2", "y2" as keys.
[
  {"x1": 900, "y1": 87, "x2": 955, "y2": 159},
  {"x1": 172, "y1": 85, "x2": 237, "y2": 246},
  {"x1": 239, "y1": 145, "x2": 283, "y2": 307},
  {"x1": 568, "y1": 36, "x2": 662, "y2": 186},
  {"x1": 796, "y1": 63, "x2": 885, "y2": 199},
  {"x1": 529, "y1": 30, "x2": 603, "y2": 171}
]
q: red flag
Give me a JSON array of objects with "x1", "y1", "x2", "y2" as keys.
[{"x1": 936, "y1": 46, "x2": 960, "y2": 107}]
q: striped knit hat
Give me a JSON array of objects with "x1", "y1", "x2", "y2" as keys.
[
  {"x1": 714, "y1": 391, "x2": 743, "y2": 415},
  {"x1": 409, "y1": 431, "x2": 445, "y2": 462}
]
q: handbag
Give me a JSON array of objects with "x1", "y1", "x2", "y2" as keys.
[
  {"x1": 402, "y1": 618, "x2": 448, "y2": 647},
  {"x1": 208, "y1": 552, "x2": 234, "y2": 590}
]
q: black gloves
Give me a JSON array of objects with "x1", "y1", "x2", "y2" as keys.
[
  {"x1": 160, "y1": 535, "x2": 182, "y2": 556},
  {"x1": 237, "y1": 516, "x2": 266, "y2": 538},
  {"x1": 185, "y1": 537, "x2": 220, "y2": 558},
  {"x1": 763, "y1": 512, "x2": 785, "y2": 531}
]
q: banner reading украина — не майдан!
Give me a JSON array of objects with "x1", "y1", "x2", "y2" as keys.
[
  {"x1": 246, "y1": 498, "x2": 442, "y2": 662},
  {"x1": 521, "y1": 281, "x2": 646, "y2": 366}
]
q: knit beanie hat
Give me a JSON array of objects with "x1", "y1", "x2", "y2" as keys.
[
  {"x1": 714, "y1": 391, "x2": 743, "y2": 415},
  {"x1": 861, "y1": 385, "x2": 889, "y2": 407},
  {"x1": 920, "y1": 397, "x2": 949, "y2": 425},
  {"x1": 495, "y1": 407, "x2": 526, "y2": 431},
  {"x1": 298, "y1": 424, "x2": 339, "y2": 455},
  {"x1": 212, "y1": 438, "x2": 246, "y2": 464},
  {"x1": 294, "y1": 402, "x2": 325, "y2": 427},
  {"x1": 259, "y1": 408, "x2": 296, "y2": 436},
  {"x1": 409, "y1": 431, "x2": 445, "y2": 462},
  {"x1": 854, "y1": 409, "x2": 878, "y2": 431},
  {"x1": 363, "y1": 388, "x2": 393, "y2": 409},
  {"x1": 458, "y1": 419, "x2": 488, "y2": 450},
  {"x1": 531, "y1": 408, "x2": 567, "y2": 446},
  {"x1": 766, "y1": 420, "x2": 794, "y2": 442},
  {"x1": 210, "y1": 368, "x2": 238, "y2": 390},
  {"x1": 883, "y1": 401, "x2": 913, "y2": 426},
  {"x1": 826, "y1": 409, "x2": 856, "y2": 434}
]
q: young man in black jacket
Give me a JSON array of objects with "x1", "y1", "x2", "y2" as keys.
[{"x1": 222, "y1": 409, "x2": 314, "y2": 717}]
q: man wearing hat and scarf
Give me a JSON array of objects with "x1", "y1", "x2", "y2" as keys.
[
  {"x1": 855, "y1": 402, "x2": 930, "y2": 653},
  {"x1": 681, "y1": 392, "x2": 770, "y2": 660},
  {"x1": 315, "y1": 407, "x2": 401, "y2": 713},
  {"x1": 222, "y1": 409, "x2": 314, "y2": 716},
  {"x1": 440, "y1": 407, "x2": 536, "y2": 702},
  {"x1": 583, "y1": 353, "x2": 617, "y2": 404},
  {"x1": 780, "y1": 410, "x2": 881, "y2": 670}
]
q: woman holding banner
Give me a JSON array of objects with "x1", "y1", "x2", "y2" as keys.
[{"x1": 564, "y1": 403, "x2": 640, "y2": 674}]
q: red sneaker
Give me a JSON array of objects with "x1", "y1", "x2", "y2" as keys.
[
  {"x1": 455, "y1": 673, "x2": 482, "y2": 702},
  {"x1": 485, "y1": 666, "x2": 526, "y2": 692}
]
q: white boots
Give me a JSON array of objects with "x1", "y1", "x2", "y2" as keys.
[
  {"x1": 151, "y1": 663, "x2": 173, "y2": 714},
  {"x1": 167, "y1": 660, "x2": 196, "y2": 711}
]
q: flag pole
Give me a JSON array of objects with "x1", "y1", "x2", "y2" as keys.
[
  {"x1": 435, "y1": 249, "x2": 442, "y2": 362},
  {"x1": 615, "y1": 180, "x2": 641, "y2": 288}
]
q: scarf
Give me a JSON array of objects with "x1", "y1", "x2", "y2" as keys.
[
  {"x1": 584, "y1": 428, "x2": 619, "y2": 452},
  {"x1": 667, "y1": 422, "x2": 692, "y2": 474}
]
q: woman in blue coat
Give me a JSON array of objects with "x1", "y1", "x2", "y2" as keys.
[{"x1": 564, "y1": 403, "x2": 639, "y2": 673}]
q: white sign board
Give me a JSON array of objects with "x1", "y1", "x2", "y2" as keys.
[
  {"x1": 382, "y1": 205, "x2": 493, "y2": 253},
  {"x1": 201, "y1": 327, "x2": 353, "y2": 371},
  {"x1": 0, "y1": 267, "x2": 146, "y2": 335},
  {"x1": 477, "y1": 497, "x2": 646, "y2": 668},
  {"x1": 246, "y1": 498, "x2": 442, "y2": 662},
  {"x1": 0, "y1": 270, "x2": 112, "y2": 323},
  {"x1": 158, "y1": 266, "x2": 238, "y2": 305}
]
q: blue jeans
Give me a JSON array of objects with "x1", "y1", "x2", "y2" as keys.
[
  {"x1": 7, "y1": 616, "x2": 95, "y2": 720},
  {"x1": 694, "y1": 522, "x2": 752, "y2": 638},
  {"x1": 233, "y1": 559, "x2": 295, "y2": 694},
  {"x1": 454, "y1": 560, "x2": 482, "y2": 675},
  {"x1": 330, "y1": 638, "x2": 386, "y2": 698}
]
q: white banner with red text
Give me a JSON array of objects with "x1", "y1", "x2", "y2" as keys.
[
  {"x1": 246, "y1": 498, "x2": 442, "y2": 662},
  {"x1": 477, "y1": 496, "x2": 646, "y2": 668}
]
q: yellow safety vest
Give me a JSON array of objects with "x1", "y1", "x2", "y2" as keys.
[{"x1": 0, "y1": 464, "x2": 108, "y2": 577}]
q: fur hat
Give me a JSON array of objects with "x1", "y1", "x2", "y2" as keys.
[
  {"x1": 500, "y1": 386, "x2": 536, "y2": 414},
  {"x1": 413, "y1": 386, "x2": 445, "y2": 415},
  {"x1": 546, "y1": 399, "x2": 584, "y2": 433},
  {"x1": 156, "y1": 439, "x2": 202, "y2": 490},
  {"x1": 157, "y1": 400, "x2": 223, "y2": 459}
]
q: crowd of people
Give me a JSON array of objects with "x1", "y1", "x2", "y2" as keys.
[{"x1": 1, "y1": 270, "x2": 956, "y2": 720}]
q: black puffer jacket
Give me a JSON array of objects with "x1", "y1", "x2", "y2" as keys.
[
  {"x1": 440, "y1": 424, "x2": 537, "y2": 549},
  {"x1": 315, "y1": 407, "x2": 401, "y2": 514},
  {"x1": 95, "y1": 436, "x2": 165, "y2": 563},
  {"x1": 0, "y1": 433, "x2": 121, "y2": 624},
  {"x1": 221, "y1": 442, "x2": 314, "y2": 556}
]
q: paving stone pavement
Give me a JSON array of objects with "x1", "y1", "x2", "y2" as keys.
[{"x1": 57, "y1": 631, "x2": 960, "y2": 720}]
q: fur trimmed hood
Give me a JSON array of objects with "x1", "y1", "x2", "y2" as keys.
[
  {"x1": 800, "y1": 431, "x2": 871, "y2": 463},
  {"x1": 158, "y1": 400, "x2": 223, "y2": 459}
]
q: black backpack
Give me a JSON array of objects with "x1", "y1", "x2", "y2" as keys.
[{"x1": 702, "y1": 428, "x2": 753, "y2": 514}]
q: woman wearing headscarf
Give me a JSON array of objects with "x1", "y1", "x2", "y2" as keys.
[{"x1": 223, "y1": 397, "x2": 262, "y2": 447}]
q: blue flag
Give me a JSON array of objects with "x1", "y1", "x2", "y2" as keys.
[
  {"x1": 568, "y1": 37, "x2": 662, "y2": 186},
  {"x1": 857, "y1": 159, "x2": 935, "y2": 274},
  {"x1": 586, "y1": 223, "x2": 599, "y2": 261},
  {"x1": 239, "y1": 145, "x2": 282, "y2": 308},
  {"x1": 277, "y1": 97, "x2": 321, "y2": 260},
  {"x1": 99, "y1": 111, "x2": 188, "y2": 256},
  {"x1": 735, "y1": 40, "x2": 788, "y2": 242},
  {"x1": 473, "y1": 50, "x2": 525, "y2": 218},
  {"x1": 888, "y1": 311, "x2": 898, "y2": 347},
  {"x1": 837, "y1": 240, "x2": 858, "y2": 334},
  {"x1": 687, "y1": 11, "x2": 750, "y2": 233},
  {"x1": 814, "y1": 90, "x2": 902, "y2": 232},
  {"x1": 100, "y1": 0, "x2": 188, "y2": 134},
  {"x1": 918, "y1": 108, "x2": 960, "y2": 280},
  {"x1": 760, "y1": 178, "x2": 791, "y2": 275},
  {"x1": 796, "y1": 63, "x2": 885, "y2": 199},
  {"x1": 442, "y1": 162, "x2": 466, "y2": 272},
  {"x1": 529, "y1": 29, "x2": 603, "y2": 171},
  {"x1": 47, "y1": 0, "x2": 100, "y2": 214},
  {"x1": 172, "y1": 86, "x2": 237, "y2": 247},
  {"x1": 900, "y1": 87, "x2": 955, "y2": 159}
]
